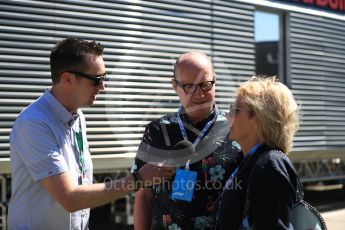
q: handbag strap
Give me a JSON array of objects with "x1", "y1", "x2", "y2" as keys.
[{"x1": 272, "y1": 150, "x2": 304, "y2": 202}]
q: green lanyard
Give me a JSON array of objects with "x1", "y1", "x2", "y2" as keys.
[{"x1": 75, "y1": 118, "x2": 86, "y2": 177}]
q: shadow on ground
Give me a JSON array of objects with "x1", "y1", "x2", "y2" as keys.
[{"x1": 304, "y1": 186, "x2": 345, "y2": 212}]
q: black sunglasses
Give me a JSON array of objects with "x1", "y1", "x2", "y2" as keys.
[
  {"x1": 225, "y1": 104, "x2": 252, "y2": 119},
  {"x1": 175, "y1": 79, "x2": 215, "y2": 94},
  {"x1": 67, "y1": 71, "x2": 108, "y2": 86}
]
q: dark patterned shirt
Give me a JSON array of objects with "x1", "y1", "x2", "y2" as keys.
[{"x1": 132, "y1": 107, "x2": 242, "y2": 230}]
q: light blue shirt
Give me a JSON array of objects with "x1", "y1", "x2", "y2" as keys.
[{"x1": 8, "y1": 89, "x2": 93, "y2": 230}]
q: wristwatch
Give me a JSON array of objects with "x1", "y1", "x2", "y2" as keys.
[{"x1": 131, "y1": 171, "x2": 144, "y2": 191}]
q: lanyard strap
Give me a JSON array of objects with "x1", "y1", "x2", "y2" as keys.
[
  {"x1": 223, "y1": 144, "x2": 261, "y2": 190},
  {"x1": 215, "y1": 143, "x2": 261, "y2": 229},
  {"x1": 75, "y1": 118, "x2": 86, "y2": 177},
  {"x1": 177, "y1": 106, "x2": 219, "y2": 147}
]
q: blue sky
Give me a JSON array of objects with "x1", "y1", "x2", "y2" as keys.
[{"x1": 255, "y1": 11, "x2": 280, "y2": 42}]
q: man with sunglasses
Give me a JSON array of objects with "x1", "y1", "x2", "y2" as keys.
[
  {"x1": 132, "y1": 52, "x2": 241, "y2": 229},
  {"x1": 8, "y1": 37, "x2": 174, "y2": 230}
]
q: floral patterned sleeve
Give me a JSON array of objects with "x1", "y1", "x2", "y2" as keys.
[
  {"x1": 131, "y1": 125, "x2": 151, "y2": 174},
  {"x1": 131, "y1": 112, "x2": 243, "y2": 229}
]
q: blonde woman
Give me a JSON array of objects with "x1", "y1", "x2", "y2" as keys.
[{"x1": 215, "y1": 76, "x2": 300, "y2": 229}]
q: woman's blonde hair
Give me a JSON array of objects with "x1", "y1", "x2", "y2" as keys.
[{"x1": 236, "y1": 76, "x2": 300, "y2": 153}]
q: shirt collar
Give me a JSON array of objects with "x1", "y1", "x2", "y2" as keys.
[
  {"x1": 180, "y1": 104, "x2": 218, "y2": 129},
  {"x1": 41, "y1": 88, "x2": 80, "y2": 127}
]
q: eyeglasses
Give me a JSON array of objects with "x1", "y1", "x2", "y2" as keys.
[
  {"x1": 226, "y1": 104, "x2": 251, "y2": 118},
  {"x1": 175, "y1": 79, "x2": 215, "y2": 94},
  {"x1": 67, "y1": 71, "x2": 108, "y2": 86}
]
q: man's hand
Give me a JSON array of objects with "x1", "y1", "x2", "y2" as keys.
[{"x1": 137, "y1": 163, "x2": 175, "y2": 187}]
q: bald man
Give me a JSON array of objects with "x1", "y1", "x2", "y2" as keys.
[{"x1": 132, "y1": 52, "x2": 241, "y2": 229}]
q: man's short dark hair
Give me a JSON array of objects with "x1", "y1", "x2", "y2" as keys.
[{"x1": 50, "y1": 37, "x2": 104, "y2": 84}]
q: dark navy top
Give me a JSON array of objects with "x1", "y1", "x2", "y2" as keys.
[{"x1": 215, "y1": 144, "x2": 298, "y2": 230}]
